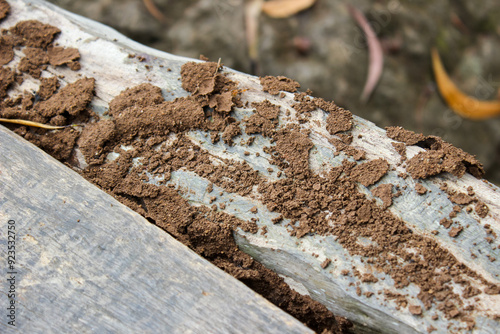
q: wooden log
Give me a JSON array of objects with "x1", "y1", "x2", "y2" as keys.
[
  {"x1": 1, "y1": 0, "x2": 500, "y2": 333},
  {"x1": 0, "y1": 124, "x2": 313, "y2": 334}
]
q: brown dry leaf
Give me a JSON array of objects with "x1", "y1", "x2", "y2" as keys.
[
  {"x1": 142, "y1": 0, "x2": 165, "y2": 23},
  {"x1": 347, "y1": 4, "x2": 383, "y2": 103},
  {"x1": 261, "y1": 0, "x2": 316, "y2": 18}
]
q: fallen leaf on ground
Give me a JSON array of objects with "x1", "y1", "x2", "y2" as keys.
[
  {"x1": 245, "y1": 0, "x2": 263, "y2": 74},
  {"x1": 143, "y1": 0, "x2": 165, "y2": 23},
  {"x1": 347, "y1": 4, "x2": 383, "y2": 103},
  {"x1": 262, "y1": 0, "x2": 316, "y2": 19},
  {"x1": 431, "y1": 48, "x2": 500, "y2": 120}
]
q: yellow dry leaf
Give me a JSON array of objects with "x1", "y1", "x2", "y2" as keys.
[
  {"x1": 431, "y1": 48, "x2": 500, "y2": 120},
  {"x1": 261, "y1": 0, "x2": 316, "y2": 19}
]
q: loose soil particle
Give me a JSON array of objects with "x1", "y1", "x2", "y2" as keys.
[
  {"x1": 386, "y1": 126, "x2": 484, "y2": 179},
  {"x1": 449, "y1": 226, "x2": 463, "y2": 238},
  {"x1": 392, "y1": 142, "x2": 407, "y2": 161},
  {"x1": 274, "y1": 124, "x2": 314, "y2": 179},
  {"x1": 18, "y1": 47, "x2": 49, "y2": 78},
  {"x1": 47, "y1": 46, "x2": 80, "y2": 66},
  {"x1": 37, "y1": 76, "x2": 59, "y2": 100},
  {"x1": 221, "y1": 122, "x2": 241, "y2": 145},
  {"x1": 0, "y1": 36, "x2": 13, "y2": 65},
  {"x1": 415, "y1": 183, "x2": 427, "y2": 195},
  {"x1": 326, "y1": 108, "x2": 353, "y2": 135},
  {"x1": 321, "y1": 258, "x2": 332, "y2": 269},
  {"x1": 372, "y1": 183, "x2": 393, "y2": 209},
  {"x1": 260, "y1": 75, "x2": 300, "y2": 95},
  {"x1": 409, "y1": 305, "x2": 423, "y2": 316},
  {"x1": 349, "y1": 158, "x2": 389, "y2": 187},
  {"x1": 108, "y1": 83, "x2": 164, "y2": 117},
  {"x1": 440, "y1": 218, "x2": 453, "y2": 229},
  {"x1": 0, "y1": 67, "x2": 14, "y2": 98},
  {"x1": 252, "y1": 99, "x2": 280, "y2": 119},
  {"x1": 475, "y1": 202, "x2": 489, "y2": 218},
  {"x1": 386, "y1": 126, "x2": 426, "y2": 145},
  {"x1": 244, "y1": 100, "x2": 280, "y2": 138},
  {"x1": 0, "y1": 0, "x2": 10, "y2": 21},
  {"x1": 1, "y1": 11, "x2": 499, "y2": 334},
  {"x1": 9, "y1": 20, "x2": 61, "y2": 48},
  {"x1": 449, "y1": 192, "x2": 474, "y2": 205},
  {"x1": 35, "y1": 77, "x2": 95, "y2": 120}
]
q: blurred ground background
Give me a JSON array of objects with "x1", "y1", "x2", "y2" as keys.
[{"x1": 47, "y1": 0, "x2": 500, "y2": 185}]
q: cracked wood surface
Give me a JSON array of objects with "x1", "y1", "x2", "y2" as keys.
[{"x1": 0, "y1": 122, "x2": 312, "y2": 334}]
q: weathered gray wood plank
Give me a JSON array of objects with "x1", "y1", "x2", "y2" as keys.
[
  {"x1": 2, "y1": 0, "x2": 500, "y2": 333},
  {"x1": 0, "y1": 125, "x2": 312, "y2": 334}
]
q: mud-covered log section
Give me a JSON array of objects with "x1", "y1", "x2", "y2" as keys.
[{"x1": 1, "y1": 0, "x2": 499, "y2": 333}]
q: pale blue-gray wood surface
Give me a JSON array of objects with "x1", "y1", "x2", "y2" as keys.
[{"x1": 0, "y1": 125, "x2": 312, "y2": 334}]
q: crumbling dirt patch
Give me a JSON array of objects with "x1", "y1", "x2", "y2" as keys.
[
  {"x1": 0, "y1": 36, "x2": 13, "y2": 65},
  {"x1": 0, "y1": 17, "x2": 349, "y2": 333},
  {"x1": 260, "y1": 75, "x2": 300, "y2": 95},
  {"x1": 8, "y1": 20, "x2": 61, "y2": 48},
  {"x1": 0, "y1": 0, "x2": 10, "y2": 21},
  {"x1": 349, "y1": 158, "x2": 389, "y2": 187},
  {"x1": 386, "y1": 126, "x2": 484, "y2": 179},
  {"x1": 47, "y1": 46, "x2": 80, "y2": 67}
]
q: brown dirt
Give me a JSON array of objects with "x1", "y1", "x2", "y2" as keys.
[
  {"x1": 108, "y1": 83, "x2": 164, "y2": 117},
  {"x1": 47, "y1": 46, "x2": 80, "y2": 70},
  {"x1": 326, "y1": 107, "x2": 353, "y2": 135},
  {"x1": 349, "y1": 158, "x2": 389, "y2": 187},
  {"x1": 18, "y1": 47, "x2": 48, "y2": 78},
  {"x1": 260, "y1": 75, "x2": 300, "y2": 95},
  {"x1": 36, "y1": 77, "x2": 95, "y2": 120},
  {"x1": 1, "y1": 10, "x2": 499, "y2": 334},
  {"x1": 244, "y1": 99, "x2": 281, "y2": 139},
  {"x1": 0, "y1": 36, "x2": 13, "y2": 65},
  {"x1": 0, "y1": 66, "x2": 14, "y2": 98},
  {"x1": 0, "y1": 16, "x2": 349, "y2": 331},
  {"x1": 37, "y1": 76, "x2": 59, "y2": 100},
  {"x1": 386, "y1": 126, "x2": 484, "y2": 179},
  {"x1": 372, "y1": 183, "x2": 393, "y2": 209},
  {"x1": 0, "y1": 0, "x2": 9, "y2": 21},
  {"x1": 415, "y1": 183, "x2": 428, "y2": 195},
  {"x1": 475, "y1": 202, "x2": 489, "y2": 218},
  {"x1": 8, "y1": 20, "x2": 60, "y2": 48}
]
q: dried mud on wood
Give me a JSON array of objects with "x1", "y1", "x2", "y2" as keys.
[{"x1": 1, "y1": 1, "x2": 499, "y2": 333}]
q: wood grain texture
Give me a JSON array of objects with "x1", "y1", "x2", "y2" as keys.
[
  {"x1": 1, "y1": 0, "x2": 500, "y2": 333},
  {"x1": 0, "y1": 125, "x2": 312, "y2": 334}
]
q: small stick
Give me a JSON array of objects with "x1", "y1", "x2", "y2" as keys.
[
  {"x1": 0, "y1": 118, "x2": 68, "y2": 130},
  {"x1": 215, "y1": 58, "x2": 222, "y2": 75},
  {"x1": 245, "y1": 0, "x2": 263, "y2": 75}
]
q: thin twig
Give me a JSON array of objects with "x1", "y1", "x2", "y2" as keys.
[
  {"x1": 244, "y1": 0, "x2": 263, "y2": 74},
  {"x1": 0, "y1": 118, "x2": 68, "y2": 130},
  {"x1": 215, "y1": 57, "x2": 222, "y2": 75}
]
